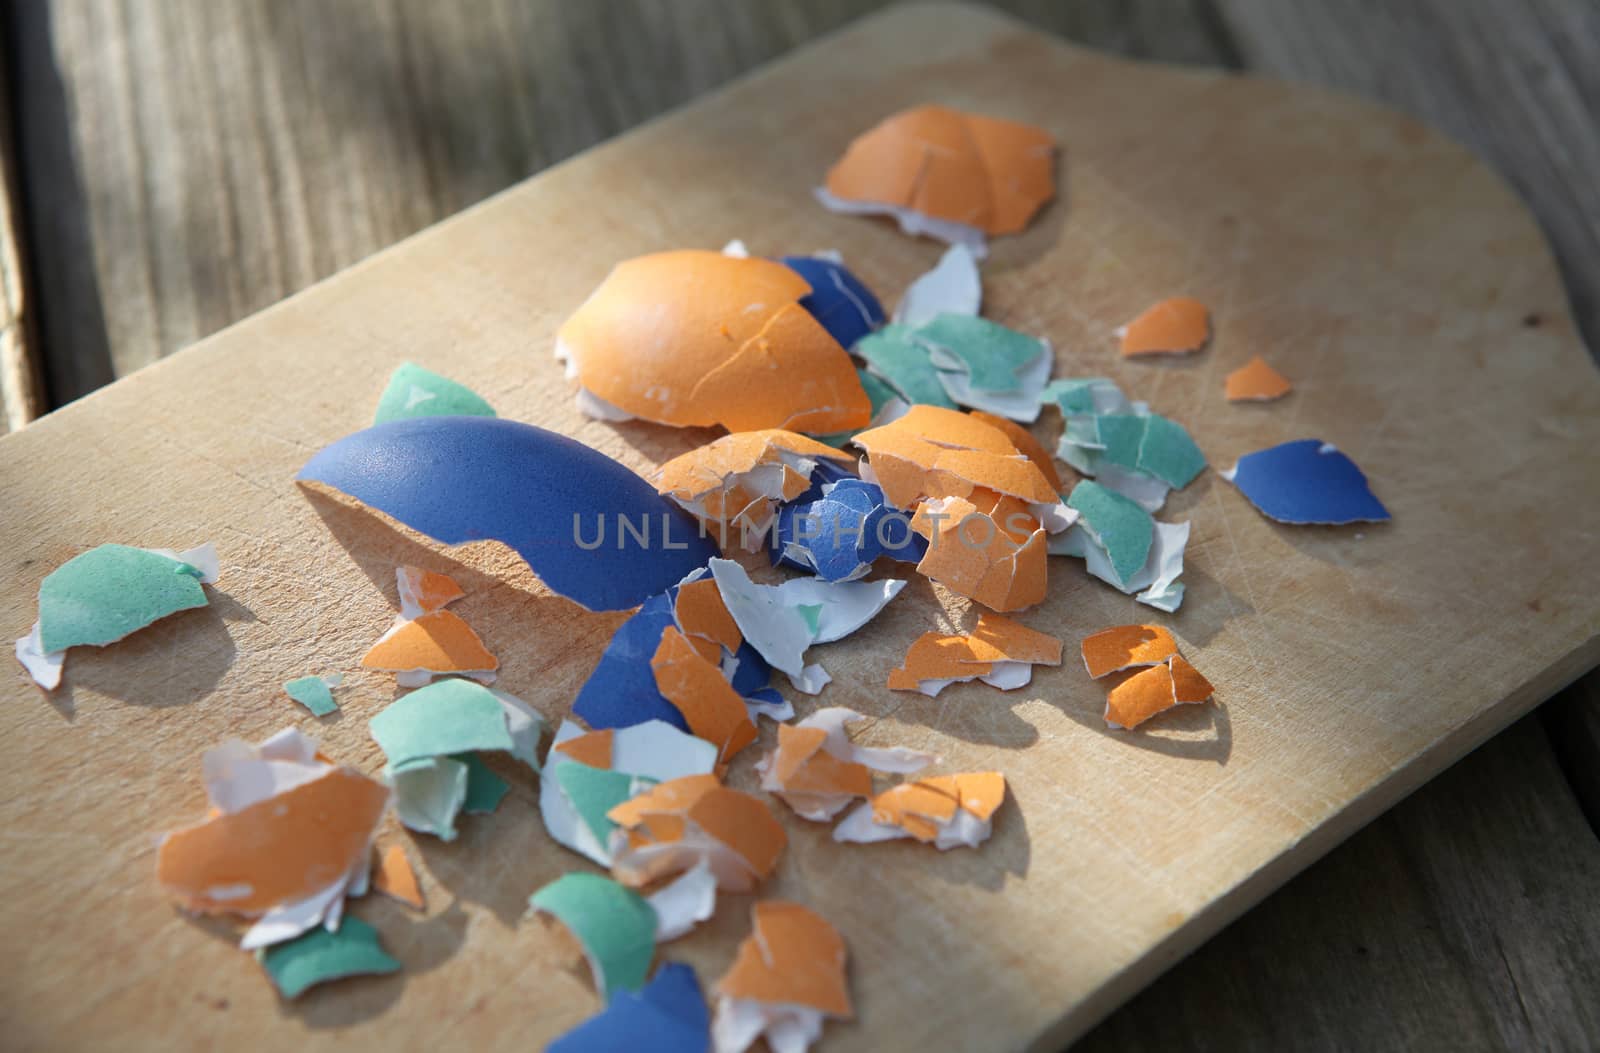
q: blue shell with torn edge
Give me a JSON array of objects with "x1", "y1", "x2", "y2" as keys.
[
  {"x1": 571, "y1": 580, "x2": 773, "y2": 732},
  {"x1": 547, "y1": 961, "x2": 709, "y2": 1053},
  {"x1": 781, "y1": 254, "x2": 885, "y2": 351},
  {"x1": 297, "y1": 416, "x2": 717, "y2": 611},
  {"x1": 1228, "y1": 438, "x2": 1391, "y2": 525}
]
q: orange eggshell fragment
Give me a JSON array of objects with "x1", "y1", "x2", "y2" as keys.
[
  {"x1": 673, "y1": 577, "x2": 743, "y2": 654},
  {"x1": 654, "y1": 430, "x2": 851, "y2": 504},
  {"x1": 769, "y1": 724, "x2": 873, "y2": 798},
  {"x1": 558, "y1": 251, "x2": 870, "y2": 432},
  {"x1": 951, "y1": 771, "x2": 1008, "y2": 821},
  {"x1": 718, "y1": 901, "x2": 854, "y2": 1018},
  {"x1": 374, "y1": 844, "x2": 424, "y2": 910},
  {"x1": 872, "y1": 777, "x2": 959, "y2": 829},
  {"x1": 361, "y1": 609, "x2": 498, "y2": 674},
  {"x1": 608, "y1": 774, "x2": 722, "y2": 829},
  {"x1": 1104, "y1": 662, "x2": 1179, "y2": 729},
  {"x1": 1225, "y1": 355, "x2": 1292, "y2": 401},
  {"x1": 554, "y1": 728, "x2": 615, "y2": 769},
  {"x1": 770, "y1": 725, "x2": 827, "y2": 784},
  {"x1": 912, "y1": 498, "x2": 1048, "y2": 612},
  {"x1": 854, "y1": 405, "x2": 1036, "y2": 511},
  {"x1": 870, "y1": 772, "x2": 1006, "y2": 840},
  {"x1": 887, "y1": 633, "x2": 993, "y2": 691},
  {"x1": 968, "y1": 612, "x2": 1062, "y2": 666},
  {"x1": 927, "y1": 448, "x2": 1058, "y2": 504},
  {"x1": 650, "y1": 627, "x2": 757, "y2": 766},
  {"x1": 157, "y1": 768, "x2": 389, "y2": 915},
  {"x1": 882, "y1": 403, "x2": 1018, "y2": 455},
  {"x1": 1169, "y1": 653, "x2": 1216, "y2": 704},
  {"x1": 683, "y1": 786, "x2": 788, "y2": 881},
  {"x1": 1120, "y1": 297, "x2": 1211, "y2": 356},
  {"x1": 607, "y1": 775, "x2": 786, "y2": 884},
  {"x1": 824, "y1": 104, "x2": 1055, "y2": 237},
  {"x1": 971, "y1": 411, "x2": 1063, "y2": 491},
  {"x1": 395, "y1": 565, "x2": 465, "y2": 614},
  {"x1": 1081, "y1": 624, "x2": 1179, "y2": 679}
]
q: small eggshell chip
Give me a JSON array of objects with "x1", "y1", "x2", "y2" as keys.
[{"x1": 1119, "y1": 297, "x2": 1210, "y2": 356}]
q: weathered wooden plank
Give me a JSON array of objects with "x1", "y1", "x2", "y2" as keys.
[
  {"x1": 5, "y1": 2, "x2": 1598, "y2": 1049},
  {"x1": 1215, "y1": 0, "x2": 1600, "y2": 351},
  {"x1": 0, "y1": 29, "x2": 44, "y2": 431},
  {"x1": 3, "y1": 9, "x2": 1598, "y2": 1045},
  {"x1": 1546, "y1": 676, "x2": 1600, "y2": 832},
  {"x1": 1079, "y1": 714, "x2": 1600, "y2": 1051},
  {"x1": 1215, "y1": 0, "x2": 1600, "y2": 896},
  {"x1": 6, "y1": 0, "x2": 1231, "y2": 399}
]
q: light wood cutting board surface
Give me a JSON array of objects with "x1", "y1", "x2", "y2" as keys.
[{"x1": 2, "y1": 4, "x2": 1598, "y2": 1050}]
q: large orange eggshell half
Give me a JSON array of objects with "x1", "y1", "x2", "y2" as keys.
[{"x1": 557, "y1": 250, "x2": 870, "y2": 432}]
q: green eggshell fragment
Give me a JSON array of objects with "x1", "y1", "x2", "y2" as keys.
[
  {"x1": 529, "y1": 873, "x2": 657, "y2": 1000},
  {"x1": 37, "y1": 544, "x2": 209, "y2": 654},
  {"x1": 284, "y1": 676, "x2": 339, "y2": 717},
  {"x1": 553, "y1": 762, "x2": 640, "y2": 845},
  {"x1": 257, "y1": 916, "x2": 401, "y2": 999},
  {"x1": 857, "y1": 325, "x2": 957, "y2": 410},
  {"x1": 915, "y1": 313, "x2": 1044, "y2": 392},
  {"x1": 456, "y1": 751, "x2": 512, "y2": 814},
  {"x1": 374, "y1": 362, "x2": 496, "y2": 424},
  {"x1": 1068, "y1": 481, "x2": 1154, "y2": 585}
]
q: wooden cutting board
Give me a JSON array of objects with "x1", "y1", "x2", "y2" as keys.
[{"x1": 2, "y1": 4, "x2": 1597, "y2": 1049}]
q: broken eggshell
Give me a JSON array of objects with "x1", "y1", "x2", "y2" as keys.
[
  {"x1": 297, "y1": 416, "x2": 717, "y2": 612},
  {"x1": 780, "y1": 254, "x2": 885, "y2": 351},
  {"x1": 817, "y1": 104, "x2": 1056, "y2": 253},
  {"x1": 556, "y1": 250, "x2": 871, "y2": 433}
]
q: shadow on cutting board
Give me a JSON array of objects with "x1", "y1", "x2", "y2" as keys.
[{"x1": 52, "y1": 591, "x2": 252, "y2": 718}]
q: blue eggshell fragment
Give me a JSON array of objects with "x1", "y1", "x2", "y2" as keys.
[
  {"x1": 1227, "y1": 439, "x2": 1391, "y2": 525},
  {"x1": 571, "y1": 592, "x2": 687, "y2": 731},
  {"x1": 573, "y1": 579, "x2": 773, "y2": 732},
  {"x1": 781, "y1": 255, "x2": 885, "y2": 351},
  {"x1": 776, "y1": 477, "x2": 925, "y2": 581},
  {"x1": 297, "y1": 416, "x2": 716, "y2": 612},
  {"x1": 547, "y1": 961, "x2": 710, "y2": 1053}
]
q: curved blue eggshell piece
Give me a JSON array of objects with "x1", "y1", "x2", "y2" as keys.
[
  {"x1": 781, "y1": 255, "x2": 885, "y2": 351},
  {"x1": 1229, "y1": 439, "x2": 1391, "y2": 525},
  {"x1": 297, "y1": 416, "x2": 717, "y2": 612}
]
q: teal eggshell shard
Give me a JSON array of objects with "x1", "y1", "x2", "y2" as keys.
[
  {"x1": 1067, "y1": 480, "x2": 1155, "y2": 585},
  {"x1": 37, "y1": 544, "x2": 209, "y2": 654},
  {"x1": 373, "y1": 362, "x2": 496, "y2": 423},
  {"x1": 257, "y1": 916, "x2": 400, "y2": 999},
  {"x1": 297, "y1": 417, "x2": 717, "y2": 611}
]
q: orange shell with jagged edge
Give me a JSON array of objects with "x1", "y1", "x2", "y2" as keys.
[
  {"x1": 717, "y1": 901, "x2": 854, "y2": 1018},
  {"x1": 824, "y1": 105, "x2": 1056, "y2": 236},
  {"x1": 557, "y1": 251, "x2": 871, "y2": 433}
]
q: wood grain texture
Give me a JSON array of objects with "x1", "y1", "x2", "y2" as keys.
[
  {"x1": 0, "y1": 24, "x2": 44, "y2": 432},
  {"x1": 1088, "y1": 2, "x2": 1600, "y2": 1046},
  {"x1": 6, "y1": 0, "x2": 1234, "y2": 401},
  {"x1": 1213, "y1": 0, "x2": 1600, "y2": 962},
  {"x1": 9, "y1": 0, "x2": 1600, "y2": 1046},
  {"x1": 2, "y1": 7, "x2": 1598, "y2": 1050},
  {"x1": 1079, "y1": 714, "x2": 1600, "y2": 1052},
  {"x1": 1216, "y1": 0, "x2": 1600, "y2": 349}
]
